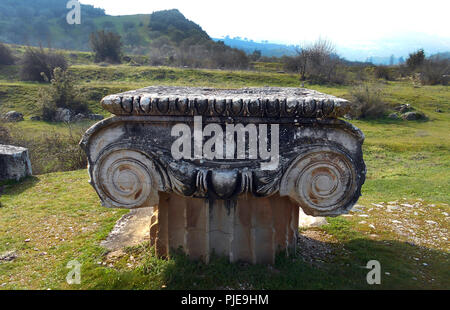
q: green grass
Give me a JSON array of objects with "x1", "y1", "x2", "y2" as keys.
[
  {"x1": 0, "y1": 171, "x2": 448, "y2": 290},
  {"x1": 0, "y1": 63, "x2": 449, "y2": 290}
]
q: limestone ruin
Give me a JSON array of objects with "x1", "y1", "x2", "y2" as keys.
[
  {"x1": 80, "y1": 86, "x2": 366, "y2": 264},
  {"x1": 0, "y1": 145, "x2": 32, "y2": 182}
]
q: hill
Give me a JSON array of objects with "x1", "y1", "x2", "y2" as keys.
[
  {"x1": 213, "y1": 37, "x2": 297, "y2": 57},
  {"x1": 0, "y1": 1, "x2": 210, "y2": 53}
]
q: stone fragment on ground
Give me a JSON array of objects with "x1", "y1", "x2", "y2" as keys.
[
  {"x1": 1, "y1": 111, "x2": 24, "y2": 122},
  {"x1": 402, "y1": 111, "x2": 426, "y2": 121},
  {"x1": 0, "y1": 145, "x2": 32, "y2": 181},
  {"x1": 0, "y1": 251, "x2": 17, "y2": 262},
  {"x1": 298, "y1": 208, "x2": 328, "y2": 228}
]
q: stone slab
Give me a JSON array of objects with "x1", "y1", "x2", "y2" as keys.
[
  {"x1": 0, "y1": 145, "x2": 32, "y2": 181},
  {"x1": 101, "y1": 86, "x2": 351, "y2": 118}
]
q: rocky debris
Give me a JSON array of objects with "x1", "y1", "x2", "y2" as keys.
[
  {"x1": 69, "y1": 112, "x2": 105, "y2": 123},
  {"x1": 73, "y1": 113, "x2": 86, "y2": 122},
  {"x1": 391, "y1": 104, "x2": 427, "y2": 121},
  {"x1": 298, "y1": 208, "x2": 328, "y2": 228},
  {"x1": 395, "y1": 104, "x2": 414, "y2": 114},
  {"x1": 402, "y1": 111, "x2": 426, "y2": 121},
  {"x1": 0, "y1": 251, "x2": 17, "y2": 262},
  {"x1": 87, "y1": 114, "x2": 104, "y2": 121},
  {"x1": 1, "y1": 111, "x2": 24, "y2": 122},
  {"x1": 352, "y1": 199, "x2": 449, "y2": 251},
  {"x1": 54, "y1": 108, "x2": 72, "y2": 123},
  {"x1": 297, "y1": 230, "x2": 337, "y2": 265},
  {"x1": 388, "y1": 113, "x2": 400, "y2": 120},
  {"x1": 0, "y1": 145, "x2": 32, "y2": 182}
]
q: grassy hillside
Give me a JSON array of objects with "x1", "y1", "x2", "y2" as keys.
[
  {"x1": 0, "y1": 1, "x2": 214, "y2": 54},
  {"x1": 0, "y1": 58, "x2": 449, "y2": 289}
]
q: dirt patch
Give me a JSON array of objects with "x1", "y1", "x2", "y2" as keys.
[
  {"x1": 297, "y1": 230, "x2": 338, "y2": 265},
  {"x1": 101, "y1": 207, "x2": 153, "y2": 254}
]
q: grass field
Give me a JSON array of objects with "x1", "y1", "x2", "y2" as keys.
[{"x1": 0, "y1": 61, "x2": 449, "y2": 290}]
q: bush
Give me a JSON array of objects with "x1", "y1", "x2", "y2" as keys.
[
  {"x1": 90, "y1": 30, "x2": 123, "y2": 63},
  {"x1": 349, "y1": 83, "x2": 388, "y2": 119},
  {"x1": 7, "y1": 124, "x2": 88, "y2": 175},
  {"x1": 419, "y1": 59, "x2": 449, "y2": 85},
  {"x1": 374, "y1": 66, "x2": 392, "y2": 80},
  {"x1": 0, "y1": 125, "x2": 12, "y2": 144},
  {"x1": 38, "y1": 68, "x2": 88, "y2": 121},
  {"x1": 0, "y1": 43, "x2": 15, "y2": 65},
  {"x1": 406, "y1": 49, "x2": 425, "y2": 71},
  {"x1": 283, "y1": 39, "x2": 347, "y2": 84},
  {"x1": 20, "y1": 47, "x2": 68, "y2": 82}
]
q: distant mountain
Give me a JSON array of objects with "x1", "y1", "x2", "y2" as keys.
[
  {"x1": 0, "y1": 1, "x2": 213, "y2": 52},
  {"x1": 1, "y1": 0, "x2": 448, "y2": 64},
  {"x1": 148, "y1": 9, "x2": 210, "y2": 44},
  {"x1": 213, "y1": 37, "x2": 297, "y2": 57},
  {"x1": 0, "y1": 0, "x2": 106, "y2": 49}
]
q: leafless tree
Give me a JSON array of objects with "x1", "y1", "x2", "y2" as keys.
[{"x1": 286, "y1": 38, "x2": 343, "y2": 84}]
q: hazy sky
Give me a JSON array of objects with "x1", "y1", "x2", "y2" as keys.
[{"x1": 80, "y1": 0, "x2": 449, "y2": 47}]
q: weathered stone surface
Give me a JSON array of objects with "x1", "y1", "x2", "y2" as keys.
[
  {"x1": 100, "y1": 86, "x2": 352, "y2": 118},
  {"x1": 388, "y1": 113, "x2": 400, "y2": 120},
  {"x1": 150, "y1": 193, "x2": 299, "y2": 264},
  {"x1": 298, "y1": 208, "x2": 328, "y2": 228},
  {"x1": 81, "y1": 117, "x2": 365, "y2": 216},
  {"x1": 395, "y1": 104, "x2": 414, "y2": 114},
  {"x1": 0, "y1": 145, "x2": 32, "y2": 181},
  {"x1": 54, "y1": 108, "x2": 72, "y2": 122},
  {"x1": 81, "y1": 86, "x2": 366, "y2": 264},
  {"x1": 88, "y1": 114, "x2": 104, "y2": 120},
  {"x1": 402, "y1": 111, "x2": 426, "y2": 121},
  {"x1": 1, "y1": 111, "x2": 24, "y2": 122}
]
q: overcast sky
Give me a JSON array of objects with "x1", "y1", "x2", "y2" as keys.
[{"x1": 80, "y1": 0, "x2": 449, "y2": 47}]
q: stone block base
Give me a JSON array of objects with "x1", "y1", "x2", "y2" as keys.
[
  {"x1": 0, "y1": 145, "x2": 32, "y2": 182},
  {"x1": 150, "y1": 193, "x2": 299, "y2": 264}
]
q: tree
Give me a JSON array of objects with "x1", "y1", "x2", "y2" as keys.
[
  {"x1": 20, "y1": 46, "x2": 68, "y2": 82},
  {"x1": 39, "y1": 67, "x2": 88, "y2": 121},
  {"x1": 286, "y1": 39, "x2": 342, "y2": 84},
  {"x1": 406, "y1": 49, "x2": 425, "y2": 70},
  {"x1": 0, "y1": 42, "x2": 15, "y2": 65},
  {"x1": 89, "y1": 30, "x2": 123, "y2": 63},
  {"x1": 249, "y1": 50, "x2": 262, "y2": 61}
]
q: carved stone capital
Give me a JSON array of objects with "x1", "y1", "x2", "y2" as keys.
[{"x1": 81, "y1": 86, "x2": 366, "y2": 264}]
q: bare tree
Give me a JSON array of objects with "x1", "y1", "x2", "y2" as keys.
[{"x1": 286, "y1": 38, "x2": 342, "y2": 84}]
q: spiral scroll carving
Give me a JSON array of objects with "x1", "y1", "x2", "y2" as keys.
[
  {"x1": 280, "y1": 148, "x2": 358, "y2": 216},
  {"x1": 93, "y1": 149, "x2": 161, "y2": 209}
]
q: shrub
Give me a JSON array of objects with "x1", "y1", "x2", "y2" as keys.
[
  {"x1": 283, "y1": 39, "x2": 347, "y2": 84},
  {"x1": 38, "y1": 68, "x2": 88, "y2": 121},
  {"x1": 0, "y1": 43, "x2": 15, "y2": 65},
  {"x1": 89, "y1": 30, "x2": 123, "y2": 63},
  {"x1": 374, "y1": 66, "x2": 392, "y2": 80},
  {"x1": 419, "y1": 59, "x2": 449, "y2": 85},
  {"x1": 7, "y1": 124, "x2": 88, "y2": 175},
  {"x1": 349, "y1": 83, "x2": 388, "y2": 119},
  {"x1": 406, "y1": 49, "x2": 425, "y2": 71},
  {"x1": 20, "y1": 46, "x2": 68, "y2": 82},
  {"x1": 0, "y1": 125, "x2": 12, "y2": 144}
]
